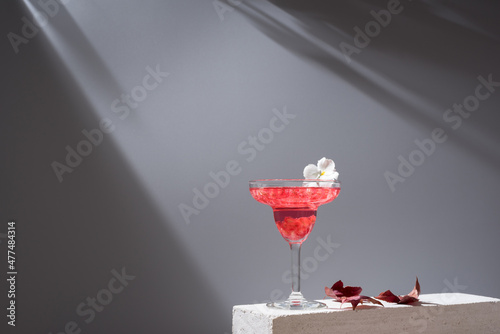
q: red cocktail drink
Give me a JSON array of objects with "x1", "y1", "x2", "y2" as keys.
[
  {"x1": 249, "y1": 179, "x2": 340, "y2": 310},
  {"x1": 250, "y1": 186, "x2": 340, "y2": 243}
]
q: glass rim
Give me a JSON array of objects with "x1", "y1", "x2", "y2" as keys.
[{"x1": 249, "y1": 179, "x2": 340, "y2": 187}]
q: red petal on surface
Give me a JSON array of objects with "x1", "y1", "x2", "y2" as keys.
[
  {"x1": 343, "y1": 296, "x2": 383, "y2": 310},
  {"x1": 329, "y1": 280, "x2": 362, "y2": 298},
  {"x1": 362, "y1": 296, "x2": 384, "y2": 308},
  {"x1": 398, "y1": 295, "x2": 419, "y2": 304},
  {"x1": 375, "y1": 290, "x2": 401, "y2": 303},
  {"x1": 375, "y1": 277, "x2": 421, "y2": 304},
  {"x1": 407, "y1": 277, "x2": 420, "y2": 299},
  {"x1": 341, "y1": 285, "x2": 363, "y2": 297},
  {"x1": 324, "y1": 286, "x2": 337, "y2": 299},
  {"x1": 325, "y1": 281, "x2": 384, "y2": 310},
  {"x1": 344, "y1": 296, "x2": 362, "y2": 310},
  {"x1": 397, "y1": 277, "x2": 420, "y2": 304},
  {"x1": 330, "y1": 280, "x2": 344, "y2": 291}
]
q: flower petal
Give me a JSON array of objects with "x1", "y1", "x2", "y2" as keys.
[
  {"x1": 344, "y1": 295, "x2": 362, "y2": 310},
  {"x1": 375, "y1": 278, "x2": 420, "y2": 304},
  {"x1": 375, "y1": 290, "x2": 401, "y2": 303},
  {"x1": 397, "y1": 277, "x2": 420, "y2": 304},
  {"x1": 317, "y1": 157, "x2": 335, "y2": 173},
  {"x1": 303, "y1": 164, "x2": 320, "y2": 179},
  {"x1": 331, "y1": 280, "x2": 344, "y2": 291},
  {"x1": 398, "y1": 295, "x2": 419, "y2": 304},
  {"x1": 319, "y1": 170, "x2": 339, "y2": 181},
  {"x1": 362, "y1": 296, "x2": 384, "y2": 308},
  {"x1": 325, "y1": 280, "x2": 384, "y2": 311},
  {"x1": 324, "y1": 286, "x2": 337, "y2": 299},
  {"x1": 339, "y1": 285, "x2": 363, "y2": 298},
  {"x1": 328, "y1": 280, "x2": 362, "y2": 298},
  {"x1": 407, "y1": 277, "x2": 421, "y2": 299}
]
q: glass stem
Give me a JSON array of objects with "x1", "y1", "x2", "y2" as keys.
[{"x1": 288, "y1": 242, "x2": 305, "y2": 305}]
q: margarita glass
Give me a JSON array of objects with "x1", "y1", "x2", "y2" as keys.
[{"x1": 249, "y1": 179, "x2": 340, "y2": 310}]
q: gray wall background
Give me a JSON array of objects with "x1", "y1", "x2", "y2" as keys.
[{"x1": 2, "y1": 0, "x2": 499, "y2": 333}]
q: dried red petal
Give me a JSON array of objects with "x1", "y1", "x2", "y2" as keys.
[
  {"x1": 375, "y1": 290, "x2": 401, "y2": 303},
  {"x1": 328, "y1": 280, "x2": 362, "y2": 298},
  {"x1": 324, "y1": 286, "x2": 337, "y2": 299},
  {"x1": 375, "y1": 277, "x2": 421, "y2": 304},
  {"x1": 407, "y1": 277, "x2": 420, "y2": 299},
  {"x1": 340, "y1": 285, "x2": 363, "y2": 297},
  {"x1": 398, "y1": 295, "x2": 419, "y2": 304},
  {"x1": 344, "y1": 296, "x2": 362, "y2": 310},
  {"x1": 325, "y1": 281, "x2": 383, "y2": 310},
  {"x1": 397, "y1": 277, "x2": 420, "y2": 304},
  {"x1": 361, "y1": 296, "x2": 384, "y2": 308},
  {"x1": 330, "y1": 280, "x2": 344, "y2": 291}
]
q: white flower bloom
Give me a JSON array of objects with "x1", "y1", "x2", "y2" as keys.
[
  {"x1": 303, "y1": 164, "x2": 321, "y2": 179},
  {"x1": 303, "y1": 157, "x2": 339, "y2": 180}
]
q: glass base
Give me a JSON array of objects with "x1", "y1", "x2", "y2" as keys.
[{"x1": 266, "y1": 292, "x2": 326, "y2": 310}]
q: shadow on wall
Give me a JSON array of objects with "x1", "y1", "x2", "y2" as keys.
[
  {"x1": 2, "y1": 2, "x2": 226, "y2": 333},
  {"x1": 234, "y1": 0, "x2": 500, "y2": 169}
]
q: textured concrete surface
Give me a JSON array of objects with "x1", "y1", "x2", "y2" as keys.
[{"x1": 233, "y1": 293, "x2": 500, "y2": 333}]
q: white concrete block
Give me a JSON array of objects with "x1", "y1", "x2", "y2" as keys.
[{"x1": 232, "y1": 293, "x2": 500, "y2": 333}]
